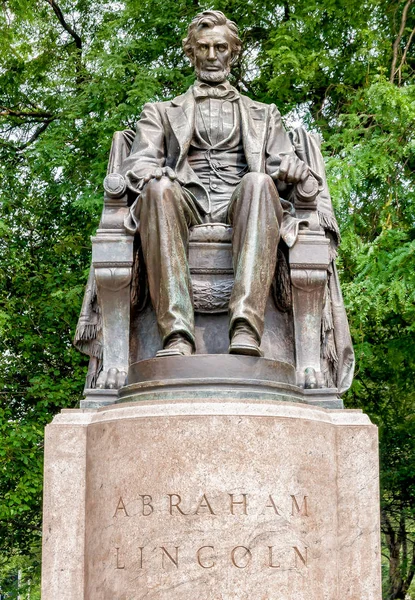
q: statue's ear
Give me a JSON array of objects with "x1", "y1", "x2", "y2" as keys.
[{"x1": 183, "y1": 46, "x2": 195, "y2": 65}]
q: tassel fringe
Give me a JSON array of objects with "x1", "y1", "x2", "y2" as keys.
[
  {"x1": 74, "y1": 339, "x2": 102, "y2": 360},
  {"x1": 321, "y1": 279, "x2": 339, "y2": 387},
  {"x1": 75, "y1": 322, "x2": 98, "y2": 343},
  {"x1": 318, "y1": 210, "x2": 340, "y2": 245}
]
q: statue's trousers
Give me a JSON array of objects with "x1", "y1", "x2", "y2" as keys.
[{"x1": 138, "y1": 172, "x2": 282, "y2": 346}]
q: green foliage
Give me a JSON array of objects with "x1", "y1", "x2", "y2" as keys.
[
  {"x1": 0, "y1": 548, "x2": 41, "y2": 599},
  {"x1": 0, "y1": 0, "x2": 415, "y2": 597}
]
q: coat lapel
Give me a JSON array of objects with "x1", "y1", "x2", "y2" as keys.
[
  {"x1": 239, "y1": 96, "x2": 268, "y2": 173},
  {"x1": 166, "y1": 87, "x2": 210, "y2": 214},
  {"x1": 166, "y1": 88, "x2": 195, "y2": 168}
]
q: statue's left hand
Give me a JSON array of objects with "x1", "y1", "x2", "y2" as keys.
[{"x1": 275, "y1": 153, "x2": 309, "y2": 184}]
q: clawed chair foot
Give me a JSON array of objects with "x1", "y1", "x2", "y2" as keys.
[{"x1": 96, "y1": 368, "x2": 127, "y2": 389}]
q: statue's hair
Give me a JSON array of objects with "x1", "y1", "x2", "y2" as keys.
[{"x1": 183, "y1": 10, "x2": 242, "y2": 61}]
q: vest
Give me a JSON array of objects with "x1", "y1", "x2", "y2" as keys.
[{"x1": 187, "y1": 98, "x2": 248, "y2": 222}]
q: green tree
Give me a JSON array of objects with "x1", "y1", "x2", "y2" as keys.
[{"x1": 0, "y1": 1, "x2": 414, "y2": 597}]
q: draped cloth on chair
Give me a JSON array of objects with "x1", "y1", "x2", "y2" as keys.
[{"x1": 290, "y1": 128, "x2": 354, "y2": 392}]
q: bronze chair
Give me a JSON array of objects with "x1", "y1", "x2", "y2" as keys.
[{"x1": 75, "y1": 128, "x2": 353, "y2": 402}]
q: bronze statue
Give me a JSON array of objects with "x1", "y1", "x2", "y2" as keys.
[
  {"x1": 74, "y1": 11, "x2": 354, "y2": 404},
  {"x1": 122, "y1": 11, "x2": 314, "y2": 358}
]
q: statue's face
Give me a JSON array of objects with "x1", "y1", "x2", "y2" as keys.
[{"x1": 191, "y1": 25, "x2": 233, "y2": 84}]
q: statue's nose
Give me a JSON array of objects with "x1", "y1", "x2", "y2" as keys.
[{"x1": 208, "y1": 46, "x2": 216, "y2": 60}]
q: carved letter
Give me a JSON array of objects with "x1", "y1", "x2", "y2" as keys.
[
  {"x1": 161, "y1": 546, "x2": 179, "y2": 568},
  {"x1": 268, "y1": 546, "x2": 280, "y2": 568},
  {"x1": 195, "y1": 494, "x2": 215, "y2": 515},
  {"x1": 231, "y1": 546, "x2": 252, "y2": 568},
  {"x1": 115, "y1": 547, "x2": 125, "y2": 569},
  {"x1": 140, "y1": 495, "x2": 153, "y2": 516},
  {"x1": 197, "y1": 546, "x2": 215, "y2": 568},
  {"x1": 113, "y1": 496, "x2": 129, "y2": 518},
  {"x1": 291, "y1": 495, "x2": 308, "y2": 516},
  {"x1": 264, "y1": 495, "x2": 280, "y2": 515},
  {"x1": 168, "y1": 494, "x2": 188, "y2": 515},
  {"x1": 293, "y1": 546, "x2": 308, "y2": 567},
  {"x1": 229, "y1": 494, "x2": 247, "y2": 515},
  {"x1": 138, "y1": 547, "x2": 143, "y2": 569}
]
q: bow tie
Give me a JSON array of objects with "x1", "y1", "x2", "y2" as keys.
[{"x1": 193, "y1": 84, "x2": 240, "y2": 102}]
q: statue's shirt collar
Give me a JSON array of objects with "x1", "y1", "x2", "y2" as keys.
[{"x1": 193, "y1": 80, "x2": 240, "y2": 101}]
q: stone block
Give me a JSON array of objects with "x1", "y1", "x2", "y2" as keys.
[
  {"x1": 41, "y1": 410, "x2": 92, "y2": 600},
  {"x1": 41, "y1": 400, "x2": 381, "y2": 599}
]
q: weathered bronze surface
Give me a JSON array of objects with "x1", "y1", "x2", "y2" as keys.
[
  {"x1": 74, "y1": 11, "x2": 355, "y2": 401},
  {"x1": 119, "y1": 355, "x2": 343, "y2": 409}
]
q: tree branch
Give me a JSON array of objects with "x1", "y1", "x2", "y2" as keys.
[
  {"x1": 283, "y1": 0, "x2": 290, "y2": 21},
  {"x1": 397, "y1": 25, "x2": 415, "y2": 83},
  {"x1": 402, "y1": 543, "x2": 415, "y2": 594},
  {"x1": 382, "y1": 513, "x2": 396, "y2": 542},
  {"x1": 390, "y1": 0, "x2": 414, "y2": 83},
  {"x1": 45, "y1": 0, "x2": 82, "y2": 50},
  {"x1": 0, "y1": 107, "x2": 54, "y2": 119},
  {"x1": 15, "y1": 119, "x2": 54, "y2": 151}
]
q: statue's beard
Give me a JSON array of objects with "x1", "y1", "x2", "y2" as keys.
[{"x1": 196, "y1": 66, "x2": 230, "y2": 83}]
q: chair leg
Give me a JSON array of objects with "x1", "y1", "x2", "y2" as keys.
[
  {"x1": 92, "y1": 236, "x2": 133, "y2": 389},
  {"x1": 289, "y1": 231, "x2": 330, "y2": 389}
]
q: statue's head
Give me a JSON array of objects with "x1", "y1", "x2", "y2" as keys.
[{"x1": 183, "y1": 10, "x2": 242, "y2": 84}]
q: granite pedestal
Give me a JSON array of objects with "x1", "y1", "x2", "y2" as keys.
[{"x1": 41, "y1": 396, "x2": 381, "y2": 599}]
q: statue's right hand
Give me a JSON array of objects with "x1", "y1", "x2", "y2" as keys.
[
  {"x1": 126, "y1": 168, "x2": 183, "y2": 193},
  {"x1": 163, "y1": 167, "x2": 178, "y2": 181},
  {"x1": 141, "y1": 167, "x2": 179, "y2": 187}
]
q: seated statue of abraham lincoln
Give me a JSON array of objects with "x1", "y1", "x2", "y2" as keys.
[{"x1": 121, "y1": 10, "x2": 313, "y2": 358}]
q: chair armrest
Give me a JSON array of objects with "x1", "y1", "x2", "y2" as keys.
[{"x1": 103, "y1": 173, "x2": 127, "y2": 199}]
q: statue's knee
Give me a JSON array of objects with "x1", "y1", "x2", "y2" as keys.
[
  {"x1": 142, "y1": 177, "x2": 183, "y2": 209},
  {"x1": 144, "y1": 176, "x2": 176, "y2": 196},
  {"x1": 140, "y1": 177, "x2": 184, "y2": 224},
  {"x1": 241, "y1": 172, "x2": 273, "y2": 187}
]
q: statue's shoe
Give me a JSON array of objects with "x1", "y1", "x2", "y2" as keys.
[
  {"x1": 156, "y1": 333, "x2": 194, "y2": 357},
  {"x1": 228, "y1": 322, "x2": 263, "y2": 357}
]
